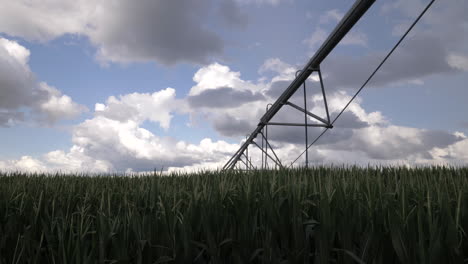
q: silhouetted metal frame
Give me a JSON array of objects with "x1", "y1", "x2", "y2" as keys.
[
  {"x1": 259, "y1": 132, "x2": 283, "y2": 168},
  {"x1": 286, "y1": 0, "x2": 435, "y2": 168},
  {"x1": 242, "y1": 153, "x2": 254, "y2": 170},
  {"x1": 223, "y1": 0, "x2": 375, "y2": 171},
  {"x1": 251, "y1": 141, "x2": 282, "y2": 168}
]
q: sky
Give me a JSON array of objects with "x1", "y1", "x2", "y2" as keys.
[{"x1": 0, "y1": 0, "x2": 467, "y2": 173}]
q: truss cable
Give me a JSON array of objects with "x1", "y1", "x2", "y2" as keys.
[{"x1": 289, "y1": 0, "x2": 435, "y2": 168}]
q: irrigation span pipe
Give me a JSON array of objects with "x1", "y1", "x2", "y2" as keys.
[{"x1": 224, "y1": 0, "x2": 376, "y2": 170}]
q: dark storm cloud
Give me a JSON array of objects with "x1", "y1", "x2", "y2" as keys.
[
  {"x1": 265, "y1": 124, "x2": 355, "y2": 145},
  {"x1": 90, "y1": 0, "x2": 249, "y2": 65},
  {"x1": 188, "y1": 87, "x2": 264, "y2": 108},
  {"x1": 0, "y1": 41, "x2": 62, "y2": 125},
  {"x1": 212, "y1": 102, "x2": 367, "y2": 144},
  {"x1": 420, "y1": 130, "x2": 464, "y2": 149},
  {"x1": 266, "y1": 79, "x2": 318, "y2": 99},
  {"x1": 330, "y1": 127, "x2": 462, "y2": 160},
  {"x1": 266, "y1": 80, "x2": 289, "y2": 98},
  {"x1": 219, "y1": 0, "x2": 249, "y2": 29},
  {"x1": 313, "y1": 0, "x2": 468, "y2": 91},
  {"x1": 320, "y1": 34, "x2": 454, "y2": 91},
  {"x1": 213, "y1": 114, "x2": 254, "y2": 137},
  {"x1": 0, "y1": 0, "x2": 251, "y2": 66},
  {"x1": 0, "y1": 46, "x2": 37, "y2": 109},
  {"x1": 0, "y1": 111, "x2": 24, "y2": 127},
  {"x1": 332, "y1": 111, "x2": 368, "y2": 129},
  {"x1": 263, "y1": 110, "x2": 365, "y2": 145}
]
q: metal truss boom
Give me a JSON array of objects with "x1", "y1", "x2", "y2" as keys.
[
  {"x1": 287, "y1": 0, "x2": 436, "y2": 168},
  {"x1": 223, "y1": 0, "x2": 375, "y2": 170}
]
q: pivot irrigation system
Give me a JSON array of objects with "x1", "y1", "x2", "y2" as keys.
[{"x1": 223, "y1": 0, "x2": 435, "y2": 170}]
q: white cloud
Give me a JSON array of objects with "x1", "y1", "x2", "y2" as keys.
[
  {"x1": 430, "y1": 137, "x2": 468, "y2": 164},
  {"x1": 303, "y1": 27, "x2": 328, "y2": 50},
  {"x1": 0, "y1": 0, "x2": 91, "y2": 42},
  {"x1": 94, "y1": 103, "x2": 106, "y2": 111},
  {"x1": 1, "y1": 62, "x2": 250, "y2": 172},
  {"x1": 189, "y1": 63, "x2": 264, "y2": 96},
  {"x1": 322, "y1": 91, "x2": 386, "y2": 125},
  {"x1": 44, "y1": 146, "x2": 112, "y2": 173},
  {"x1": 73, "y1": 116, "x2": 174, "y2": 162},
  {"x1": 258, "y1": 58, "x2": 297, "y2": 82},
  {"x1": 259, "y1": 58, "x2": 293, "y2": 74},
  {"x1": 447, "y1": 53, "x2": 468, "y2": 72},
  {"x1": 181, "y1": 60, "x2": 462, "y2": 169},
  {"x1": 190, "y1": 63, "x2": 242, "y2": 95},
  {"x1": 184, "y1": 60, "x2": 464, "y2": 168},
  {"x1": 1, "y1": 58, "x2": 467, "y2": 173},
  {"x1": 0, "y1": 156, "x2": 47, "y2": 173},
  {"x1": 304, "y1": 27, "x2": 368, "y2": 50},
  {"x1": 0, "y1": 104, "x2": 239, "y2": 173},
  {"x1": 186, "y1": 62, "x2": 277, "y2": 138},
  {"x1": 37, "y1": 82, "x2": 88, "y2": 124},
  {"x1": 95, "y1": 88, "x2": 181, "y2": 129},
  {"x1": 319, "y1": 9, "x2": 344, "y2": 24},
  {"x1": 0, "y1": 85, "x2": 238, "y2": 172},
  {"x1": 0, "y1": 37, "x2": 86, "y2": 126},
  {"x1": 0, "y1": 38, "x2": 30, "y2": 66},
  {"x1": 341, "y1": 31, "x2": 368, "y2": 47}
]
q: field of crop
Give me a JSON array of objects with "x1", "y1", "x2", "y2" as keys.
[{"x1": 0, "y1": 167, "x2": 467, "y2": 263}]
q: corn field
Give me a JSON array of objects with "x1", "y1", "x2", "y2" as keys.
[{"x1": 1, "y1": 167, "x2": 467, "y2": 263}]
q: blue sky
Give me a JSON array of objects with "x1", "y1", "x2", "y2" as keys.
[{"x1": 0, "y1": 0, "x2": 467, "y2": 172}]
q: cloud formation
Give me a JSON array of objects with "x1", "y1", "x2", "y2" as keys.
[
  {"x1": 1, "y1": 58, "x2": 467, "y2": 172},
  {"x1": 219, "y1": 0, "x2": 249, "y2": 29},
  {"x1": 0, "y1": 0, "x2": 251, "y2": 66},
  {"x1": 88, "y1": 0, "x2": 225, "y2": 65},
  {"x1": 183, "y1": 61, "x2": 468, "y2": 168},
  {"x1": 0, "y1": 86, "x2": 239, "y2": 173},
  {"x1": 188, "y1": 87, "x2": 264, "y2": 109},
  {"x1": 304, "y1": 8, "x2": 368, "y2": 51},
  {"x1": 1, "y1": 0, "x2": 468, "y2": 172},
  {"x1": 0, "y1": 38, "x2": 86, "y2": 126},
  {"x1": 319, "y1": 0, "x2": 468, "y2": 90},
  {"x1": 236, "y1": 0, "x2": 289, "y2": 6},
  {"x1": 94, "y1": 88, "x2": 182, "y2": 130}
]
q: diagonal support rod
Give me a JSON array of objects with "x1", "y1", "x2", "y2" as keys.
[
  {"x1": 242, "y1": 153, "x2": 255, "y2": 170},
  {"x1": 302, "y1": 73, "x2": 309, "y2": 168},
  {"x1": 317, "y1": 67, "x2": 331, "y2": 124},
  {"x1": 260, "y1": 132, "x2": 283, "y2": 168},
  {"x1": 284, "y1": 101, "x2": 331, "y2": 126},
  {"x1": 251, "y1": 141, "x2": 282, "y2": 168},
  {"x1": 223, "y1": 146, "x2": 244, "y2": 170},
  {"x1": 237, "y1": 156, "x2": 249, "y2": 168}
]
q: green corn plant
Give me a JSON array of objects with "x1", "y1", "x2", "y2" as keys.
[{"x1": 1, "y1": 167, "x2": 468, "y2": 263}]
